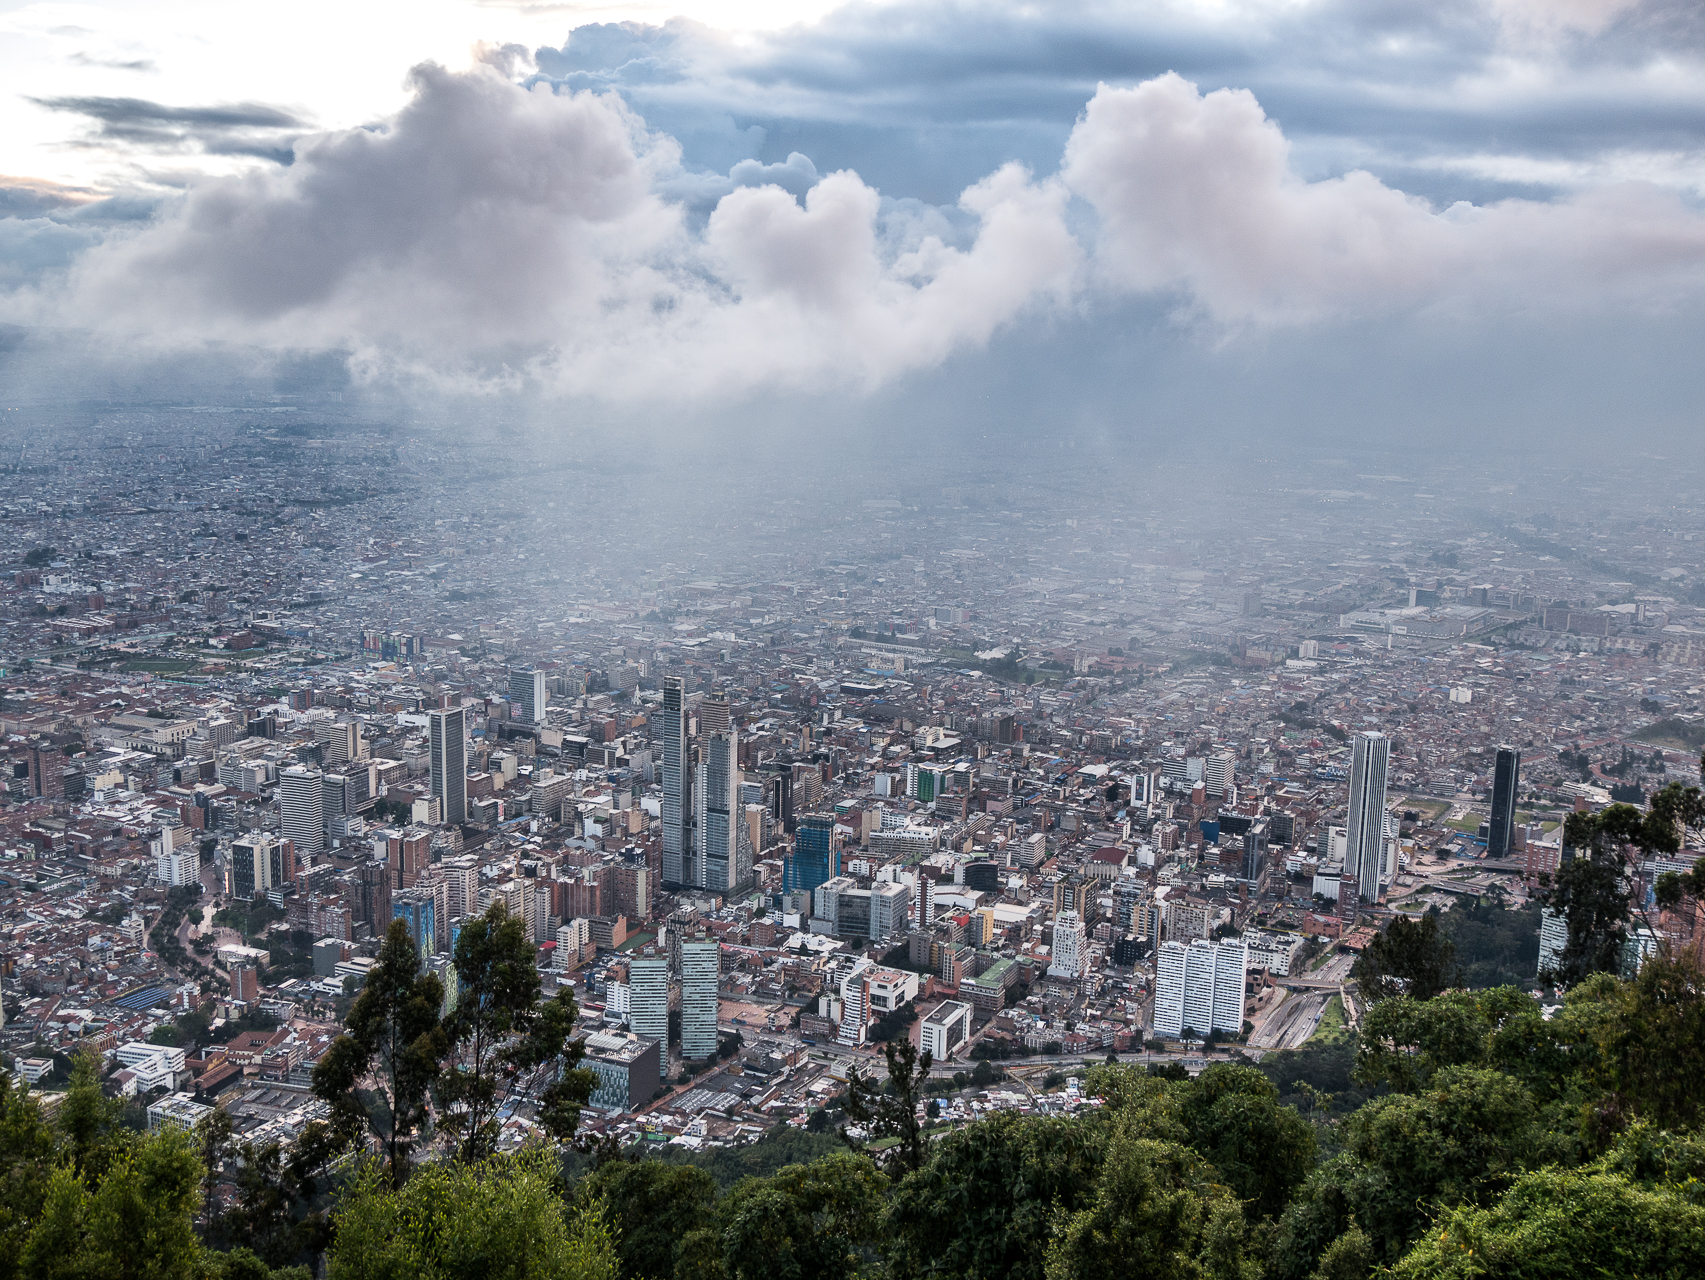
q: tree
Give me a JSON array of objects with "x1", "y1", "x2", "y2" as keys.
[
  {"x1": 437, "y1": 903, "x2": 595, "y2": 1163},
  {"x1": 1044, "y1": 1135, "x2": 1257, "y2": 1280},
  {"x1": 1353, "y1": 913, "x2": 1461, "y2": 1002},
  {"x1": 1388, "y1": 1166, "x2": 1705, "y2": 1279},
  {"x1": 574, "y1": 1159, "x2": 716, "y2": 1280},
  {"x1": 718, "y1": 1152, "x2": 886, "y2": 1280},
  {"x1": 1585, "y1": 951, "x2": 1705, "y2": 1135},
  {"x1": 841, "y1": 1036, "x2": 932, "y2": 1176},
  {"x1": 311, "y1": 918, "x2": 446, "y2": 1188},
  {"x1": 1540, "y1": 790, "x2": 1704, "y2": 986},
  {"x1": 328, "y1": 1150, "x2": 618, "y2": 1280},
  {"x1": 885, "y1": 1112, "x2": 1109, "y2": 1280},
  {"x1": 0, "y1": 1075, "x2": 57, "y2": 1280},
  {"x1": 1178, "y1": 1064, "x2": 1316, "y2": 1221},
  {"x1": 19, "y1": 1124, "x2": 205, "y2": 1280}
]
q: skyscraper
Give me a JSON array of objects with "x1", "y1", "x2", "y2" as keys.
[
  {"x1": 660, "y1": 677, "x2": 688, "y2": 888},
  {"x1": 278, "y1": 765, "x2": 325, "y2": 858},
  {"x1": 428, "y1": 707, "x2": 466, "y2": 826},
  {"x1": 697, "y1": 694, "x2": 739, "y2": 892},
  {"x1": 1346, "y1": 731, "x2": 1390, "y2": 903},
  {"x1": 627, "y1": 954, "x2": 669, "y2": 1044},
  {"x1": 1488, "y1": 746, "x2": 1521, "y2": 860},
  {"x1": 392, "y1": 888, "x2": 437, "y2": 961},
  {"x1": 508, "y1": 667, "x2": 546, "y2": 725},
  {"x1": 680, "y1": 939, "x2": 719, "y2": 1060}
]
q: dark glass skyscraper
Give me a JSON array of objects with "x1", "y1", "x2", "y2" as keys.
[
  {"x1": 1488, "y1": 745, "x2": 1521, "y2": 859},
  {"x1": 784, "y1": 813, "x2": 838, "y2": 894},
  {"x1": 428, "y1": 706, "x2": 466, "y2": 825},
  {"x1": 661, "y1": 677, "x2": 688, "y2": 888}
]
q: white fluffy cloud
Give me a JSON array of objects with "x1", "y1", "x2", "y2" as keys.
[
  {"x1": 12, "y1": 60, "x2": 1705, "y2": 400},
  {"x1": 22, "y1": 61, "x2": 1078, "y2": 399},
  {"x1": 1061, "y1": 72, "x2": 1705, "y2": 326}
]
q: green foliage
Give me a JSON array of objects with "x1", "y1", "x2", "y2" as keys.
[
  {"x1": 885, "y1": 1111, "x2": 1109, "y2": 1280},
  {"x1": 311, "y1": 919, "x2": 446, "y2": 1188},
  {"x1": 645, "y1": 1122, "x2": 845, "y2": 1189},
  {"x1": 1354, "y1": 913, "x2": 1461, "y2": 1002},
  {"x1": 1436, "y1": 898, "x2": 1541, "y2": 991},
  {"x1": 841, "y1": 1036, "x2": 932, "y2": 1176},
  {"x1": 1388, "y1": 1165, "x2": 1705, "y2": 1278},
  {"x1": 574, "y1": 1158, "x2": 717, "y2": 1280},
  {"x1": 438, "y1": 904, "x2": 594, "y2": 1162},
  {"x1": 717, "y1": 1152, "x2": 886, "y2": 1280},
  {"x1": 1179, "y1": 1064, "x2": 1317, "y2": 1220},
  {"x1": 328, "y1": 1150, "x2": 618, "y2": 1280},
  {"x1": 1045, "y1": 1134, "x2": 1259, "y2": 1280},
  {"x1": 19, "y1": 1124, "x2": 204, "y2": 1280}
]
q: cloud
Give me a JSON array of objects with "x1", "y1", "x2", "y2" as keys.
[
  {"x1": 68, "y1": 52, "x2": 157, "y2": 72},
  {"x1": 27, "y1": 95, "x2": 307, "y2": 163},
  {"x1": 9, "y1": 57, "x2": 1705, "y2": 405},
  {"x1": 1061, "y1": 72, "x2": 1705, "y2": 326},
  {"x1": 24, "y1": 62, "x2": 1076, "y2": 401}
]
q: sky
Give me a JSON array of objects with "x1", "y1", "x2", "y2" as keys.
[{"x1": 1, "y1": 0, "x2": 1704, "y2": 449}]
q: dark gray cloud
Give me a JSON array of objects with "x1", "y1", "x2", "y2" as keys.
[
  {"x1": 68, "y1": 52, "x2": 157, "y2": 72},
  {"x1": 530, "y1": 0, "x2": 1705, "y2": 207},
  {"x1": 27, "y1": 95, "x2": 308, "y2": 164}
]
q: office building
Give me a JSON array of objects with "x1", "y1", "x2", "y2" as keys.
[
  {"x1": 627, "y1": 954, "x2": 670, "y2": 1044},
  {"x1": 392, "y1": 888, "x2": 438, "y2": 961},
  {"x1": 508, "y1": 667, "x2": 546, "y2": 725},
  {"x1": 230, "y1": 834, "x2": 277, "y2": 902},
  {"x1": 1488, "y1": 746, "x2": 1521, "y2": 860},
  {"x1": 870, "y1": 881, "x2": 911, "y2": 941},
  {"x1": 315, "y1": 720, "x2": 358, "y2": 766},
  {"x1": 680, "y1": 938, "x2": 720, "y2": 1060},
  {"x1": 1152, "y1": 938, "x2": 1247, "y2": 1039},
  {"x1": 1346, "y1": 732, "x2": 1390, "y2": 902},
  {"x1": 1049, "y1": 910, "x2": 1086, "y2": 980},
  {"x1": 920, "y1": 1000, "x2": 973, "y2": 1062},
  {"x1": 1203, "y1": 752, "x2": 1234, "y2": 798},
  {"x1": 660, "y1": 678, "x2": 689, "y2": 888},
  {"x1": 583, "y1": 1030, "x2": 662, "y2": 1112},
  {"x1": 835, "y1": 956, "x2": 874, "y2": 1046},
  {"x1": 785, "y1": 813, "x2": 840, "y2": 893},
  {"x1": 1538, "y1": 908, "x2": 1569, "y2": 979},
  {"x1": 151, "y1": 825, "x2": 199, "y2": 888},
  {"x1": 278, "y1": 765, "x2": 324, "y2": 858},
  {"x1": 1241, "y1": 818, "x2": 1269, "y2": 884},
  {"x1": 697, "y1": 694, "x2": 741, "y2": 892},
  {"x1": 428, "y1": 707, "x2": 466, "y2": 826}
]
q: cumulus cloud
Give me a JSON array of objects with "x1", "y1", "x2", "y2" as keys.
[
  {"x1": 20, "y1": 62, "x2": 1077, "y2": 400},
  {"x1": 10, "y1": 58, "x2": 1705, "y2": 401},
  {"x1": 1061, "y1": 72, "x2": 1705, "y2": 326}
]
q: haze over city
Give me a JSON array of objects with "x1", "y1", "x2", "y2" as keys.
[{"x1": 2, "y1": 4, "x2": 1705, "y2": 1280}]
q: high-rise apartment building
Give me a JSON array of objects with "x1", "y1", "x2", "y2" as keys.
[
  {"x1": 1346, "y1": 732, "x2": 1390, "y2": 903},
  {"x1": 1049, "y1": 910, "x2": 1086, "y2": 980},
  {"x1": 151, "y1": 825, "x2": 199, "y2": 888},
  {"x1": 660, "y1": 678, "x2": 689, "y2": 888},
  {"x1": 428, "y1": 707, "x2": 466, "y2": 826},
  {"x1": 278, "y1": 765, "x2": 325, "y2": 858},
  {"x1": 1152, "y1": 938, "x2": 1247, "y2": 1038},
  {"x1": 1488, "y1": 746, "x2": 1521, "y2": 860},
  {"x1": 508, "y1": 667, "x2": 546, "y2": 725},
  {"x1": 680, "y1": 938, "x2": 720, "y2": 1060},
  {"x1": 627, "y1": 954, "x2": 670, "y2": 1044}
]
